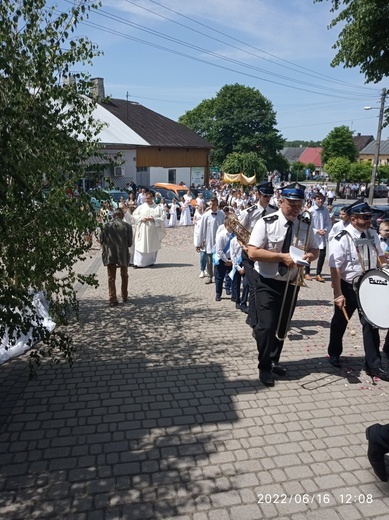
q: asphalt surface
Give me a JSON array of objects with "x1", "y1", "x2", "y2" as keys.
[{"x1": 1, "y1": 206, "x2": 389, "y2": 520}]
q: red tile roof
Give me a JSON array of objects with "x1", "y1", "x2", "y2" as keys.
[{"x1": 298, "y1": 147, "x2": 322, "y2": 167}]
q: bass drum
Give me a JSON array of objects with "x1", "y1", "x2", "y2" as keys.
[{"x1": 355, "y1": 268, "x2": 389, "y2": 329}]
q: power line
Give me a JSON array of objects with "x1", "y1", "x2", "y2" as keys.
[
  {"x1": 81, "y1": 18, "x2": 368, "y2": 100},
  {"x1": 126, "y1": 0, "x2": 377, "y2": 92},
  {"x1": 76, "y1": 7, "x2": 376, "y2": 101}
]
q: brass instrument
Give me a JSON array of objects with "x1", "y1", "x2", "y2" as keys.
[
  {"x1": 275, "y1": 211, "x2": 312, "y2": 341},
  {"x1": 228, "y1": 215, "x2": 251, "y2": 247}
]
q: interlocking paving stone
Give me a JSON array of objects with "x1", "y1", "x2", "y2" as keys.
[{"x1": 1, "y1": 223, "x2": 389, "y2": 519}]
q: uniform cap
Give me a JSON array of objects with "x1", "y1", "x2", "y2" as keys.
[
  {"x1": 345, "y1": 200, "x2": 372, "y2": 216},
  {"x1": 281, "y1": 182, "x2": 306, "y2": 200},
  {"x1": 257, "y1": 181, "x2": 274, "y2": 196}
]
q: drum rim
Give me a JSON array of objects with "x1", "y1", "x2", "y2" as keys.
[{"x1": 357, "y1": 268, "x2": 389, "y2": 329}]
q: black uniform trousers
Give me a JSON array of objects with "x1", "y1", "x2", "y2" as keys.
[
  {"x1": 253, "y1": 274, "x2": 299, "y2": 372},
  {"x1": 242, "y1": 250, "x2": 259, "y2": 327},
  {"x1": 328, "y1": 278, "x2": 381, "y2": 369}
]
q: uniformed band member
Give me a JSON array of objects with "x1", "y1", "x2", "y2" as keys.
[
  {"x1": 247, "y1": 183, "x2": 319, "y2": 387},
  {"x1": 327, "y1": 200, "x2": 389, "y2": 381},
  {"x1": 239, "y1": 181, "x2": 276, "y2": 328}
]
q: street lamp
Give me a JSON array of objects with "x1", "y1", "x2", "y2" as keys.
[{"x1": 364, "y1": 88, "x2": 387, "y2": 205}]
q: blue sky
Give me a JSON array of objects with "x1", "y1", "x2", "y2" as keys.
[{"x1": 58, "y1": 0, "x2": 388, "y2": 142}]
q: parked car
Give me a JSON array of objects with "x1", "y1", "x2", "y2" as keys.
[
  {"x1": 153, "y1": 182, "x2": 193, "y2": 200},
  {"x1": 152, "y1": 183, "x2": 195, "y2": 216},
  {"x1": 370, "y1": 205, "x2": 389, "y2": 231},
  {"x1": 329, "y1": 202, "x2": 345, "y2": 224},
  {"x1": 190, "y1": 188, "x2": 215, "y2": 205},
  {"x1": 89, "y1": 189, "x2": 129, "y2": 212},
  {"x1": 366, "y1": 185, "x2": 388, "y2": 198}
]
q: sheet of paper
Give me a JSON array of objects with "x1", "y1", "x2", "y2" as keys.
[{"x1": 289, "y1": 245, "x2": 310, "y2": 266}]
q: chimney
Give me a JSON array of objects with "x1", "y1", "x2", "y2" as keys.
[
  {"x1": 62, "y1": 74, "x2": 76, "y2": 86},
  {"x1": 90, "y1": 77, "x2": 105, "y2": 100}
]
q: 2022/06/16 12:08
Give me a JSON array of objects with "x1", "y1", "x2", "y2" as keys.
[{"x1": 257, "y1": 493, "x2": 373, "y2": 505}]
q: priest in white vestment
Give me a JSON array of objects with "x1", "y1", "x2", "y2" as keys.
[{"x1": 132, "y1": 192, "x2": 166, "y2": 267}]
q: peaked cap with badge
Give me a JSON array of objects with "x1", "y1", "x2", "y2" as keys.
[
  {"x1": 281, "y1": 182, "x2": 306, "y2": 200},
  {"x1": 345, "y1": 199, "x2": 372, "y2": 216},
  {"x1": 257, "y1": 181, "x2": 274, "y2": 196}
]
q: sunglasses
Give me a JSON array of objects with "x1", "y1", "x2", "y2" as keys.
[{"x1": 356, "y1": 214, "x2": 372, "y2": 221}]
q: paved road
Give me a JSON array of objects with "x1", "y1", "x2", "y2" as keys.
[{"x1": 1, "y1": 219, "x2": 389, "y2": 520}]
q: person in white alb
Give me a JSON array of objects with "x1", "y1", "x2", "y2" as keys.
[
  {"x1": 304, "y1": 192, "x2": 332, "y2": 282},
  {"x1": 195, "y1": 197, "x2": 225, "y2": 284},
  {"x1": 132, "y1": 191, "x2": 166, "y2": 268}
]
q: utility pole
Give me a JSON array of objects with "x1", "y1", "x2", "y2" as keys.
[{"x1": 368, "y1": 88, "x2": 387, "y2": 205}]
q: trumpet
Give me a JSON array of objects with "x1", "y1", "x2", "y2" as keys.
[{"x1": 275, "y1": 211, "x2": 312, "y2": 341}]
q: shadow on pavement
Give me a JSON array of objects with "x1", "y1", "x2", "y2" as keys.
[{"x1": 0, "y1": 296, "x2": 266, "y2": 519}]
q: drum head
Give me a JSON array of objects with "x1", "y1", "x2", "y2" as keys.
[{"x1": 357, "y1": 269, "x2": 389, "y2": 329}]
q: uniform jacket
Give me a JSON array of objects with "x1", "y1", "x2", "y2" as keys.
[{"x1": 101, "y1": 218, "x2": 133, "y2": 266}]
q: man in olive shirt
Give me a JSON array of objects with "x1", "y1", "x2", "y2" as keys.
[{"x1": 100, "y1": 208, "x2": 133, "y2": 306}]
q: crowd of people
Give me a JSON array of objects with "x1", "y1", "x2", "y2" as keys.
[{"x1": 98, "y1": 178, "x2": 389, "y2": 481}]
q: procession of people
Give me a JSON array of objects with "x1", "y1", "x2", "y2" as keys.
[{"x1": 98, "y1": 180, "x2": 389, "y2": 385}]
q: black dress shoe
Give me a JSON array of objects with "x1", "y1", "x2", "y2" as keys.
[
  {"x1": 215, "y1": 294, "x2": 221, "y2": 301},
  {"x1": 240, "y1": 305, "x2": 249, "y2": 314},
  {"x1": 366, "y1": 367, "x2": 389, "y2": 382},
  {"x1": 231, "y1": 297, "x2": 237, "y2": 302},
  {"x1": 235, "y1": 302, "x2": 241, "y2": 309},
  {"x1": 272, "y1": 363, "x2": 287, "y2": 376},
  {"x1": 366, "y1": 424, "x2": 388, "y2": 482},
  {"x1": 260, "y1": 371, "x2": 275, "y2": 387},
  {"x1": 226, "y1": 289, "x2": 231, "y2": 295},
  {"x1": 329, "y1": 356, "x2": 341, "y2": 368},
  {"x1": 109, "y1": 301, "x2": 119, "y2": 307}
]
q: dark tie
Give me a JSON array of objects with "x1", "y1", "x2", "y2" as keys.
[
  {"x1": 260, "y1": 209, "x2": 266, "y2": 218},
  {"x1": 278, "y1": 221, "x2": 293, "y2": 276},
  {"x1": 211, "y1": 212, "x2": 217, "y2": 216}
]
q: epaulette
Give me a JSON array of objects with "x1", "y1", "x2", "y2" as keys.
[
  {"x1": 246, "y1": 204, "x2": 257, "y2": 214},
  {"x1": 263, "y1": 214, "x2": 278, "y2": 223},
  {"x1": 335, "y1": 230, "x2": 348, "y2": 241}
]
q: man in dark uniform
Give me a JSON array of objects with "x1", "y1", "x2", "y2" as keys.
[
  {"x1": 239, "y1": 181, "x2": 276, "y2": 328},
  {"x1": 327, "y1": 200, "x2": 388, "y2": 380},
  {"x1": 247, "y1": 183, "x2": 319, "y2": 387},
  {"x1": 100, "y1": 208, "x2": 133, "y2": 306}
]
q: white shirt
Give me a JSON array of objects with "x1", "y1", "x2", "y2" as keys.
[
  {"x1": 379, "y1": 236, "x2": 389, "y2": 254},
  {"x1": 328, "y1": 219, "x2": 347, "y2": 241},
  {"x1": 215, "y1": 226, "x2": 233, "y2": 262},
  {"x1": 328, "y1": 223, "x2": 381, "y2": 283},
  {"x1": 137, "y1": 193, "x2": 146, "y2": 205},
  {"x1": 230, "y1": 236, "x2": 244, "y2": 272},
  {"x1": 249, "y1": 209, "x2": 319, "y2": 281},
  {"x1": 239, "y1": 202, "x2": 276, "y2": 232}
]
